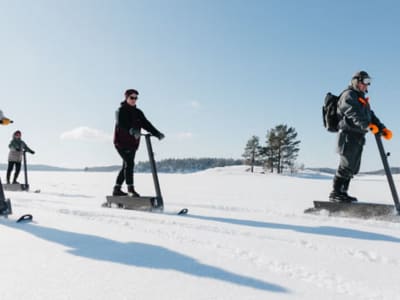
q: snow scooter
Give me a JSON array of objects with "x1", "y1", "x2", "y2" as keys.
[
  {"x1": 3, "y1": 150, "x2": 30, "y2": 192},
  {"x1": 103, "y1": 134, "x2": 188, "y2": 215},
  {"x1": 306, "y1": 133, "x2": 400, "y2": 220}
]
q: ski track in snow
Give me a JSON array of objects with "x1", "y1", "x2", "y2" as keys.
[
  {"x1": 3, "y1": 168, "x2": 400, "y2": 299},
  {"x1": 46, "y1": 202, "x2": 400, "y2": 299},
  {"x1": 50, "y1": 214, "x2": 393, "y2": 299}
]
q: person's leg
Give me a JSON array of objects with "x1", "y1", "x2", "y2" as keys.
[
  {"x1": 115, "y1": 161, "x2": 126, "y2": 186},
  {"x1": 113, "y1": 149, "x2": 131, "y2": 196},
  {"x1": 330, "y1": 132, "x2": 364, "y2": 202},
  {"x1": 123, "y1": 150, "x2": 135, "y2": 186},
  {"x1": 6, "y1": 161, "x2": 14, "y2": 184},
  {"x1": 123, "y1": 150, "x2": 140, "y2": 197},
  {"x1": 12, "y1": 162, "x2": 21, "y2": 184}
]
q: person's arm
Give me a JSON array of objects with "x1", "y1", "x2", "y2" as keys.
[
  {"x1": 22, "y1": 142, "x2": 35, "y2": 154},
  {"x1": 139, "y1": 110, "x2": 164, "y2": 139},
  {"x1": 370, "y1": 110, "x2": 385, "y2": 131}
]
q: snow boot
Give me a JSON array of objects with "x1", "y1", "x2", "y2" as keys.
[
  {"x1": 329, "y1": 190, "x2": 352, "y2": 202},
  {"x1": 342, "y1": 178, "x2": 358, "y2": 202},
  {"x1": 329, "y1": 176, "x2": 352, "y2": 203},
  {"x1": 112, "y1": 185, "x2": 128, "y2": 196},
  {"x1": 128, "y1": 185, "x2": 140, "y2": 197}
]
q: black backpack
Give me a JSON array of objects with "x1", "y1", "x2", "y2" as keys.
[{"x1": 322, "y1": 91, "x2": 344, "y2": 132}]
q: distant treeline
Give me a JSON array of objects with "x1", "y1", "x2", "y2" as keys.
[{"x1": 84, "y1": 158, "x2": 243, "y2": 173}]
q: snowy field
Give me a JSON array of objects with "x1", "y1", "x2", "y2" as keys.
[{"x1": 2, "y1": 166, "x2": 400, "y2": 300}]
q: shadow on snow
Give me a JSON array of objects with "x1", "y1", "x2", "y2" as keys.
[
  {"x1": 186, "y1": 214, "x2": 400, "y2": 243},
  {"x1": 4, "y1": 222, "x2": 288, "y2": 293}
]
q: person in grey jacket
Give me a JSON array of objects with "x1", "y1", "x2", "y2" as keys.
[
  {"x1": 329, "y1": 71, "x2": 392, "y2": 202},
  {"x1": 7, "y1": 130, "x2": 35, "y2": 184}
]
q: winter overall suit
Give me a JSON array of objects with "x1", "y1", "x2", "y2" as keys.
[
  {"x1": 113, "y1": 101, "x2": 163, "y2": 196},
  {"x1": 330, "y1": 86, "x2": 385, "y2": 202}
]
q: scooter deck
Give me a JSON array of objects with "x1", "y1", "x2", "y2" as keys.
[
  {"x1": 305, "y1": 200, "x2": 397, "y2": 219},
  {"x1": 105, "y1": 195, "x2": 157, "y2": 211},
  {"x1": 3, "y1": 184, "x2": 29, "y2": 192}
]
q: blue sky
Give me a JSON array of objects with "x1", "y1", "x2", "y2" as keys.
[{"x1": 1, "y1": 0, "x2": 400, "y2": 171}]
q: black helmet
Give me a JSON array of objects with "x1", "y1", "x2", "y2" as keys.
[
  {"x1": 351, "y1": 70, "x2": 371, "y2": 87},
  {"x1": 352, "y1": 70, "x2": 370, "y2": 80}
]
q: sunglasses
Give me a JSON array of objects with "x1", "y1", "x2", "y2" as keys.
[
  {"x1": 361, "y1": 78, "x2": 371, "y2": 85},
  {"x1": 129, "y1": 96, "x2": 138, "y2": 100}
]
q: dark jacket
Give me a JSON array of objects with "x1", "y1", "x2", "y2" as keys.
[
  {"x1": 113, "y1": 101, "x2": 162, "y2": 150},
  {"x1": 8, "y1": 138, "x2": 34, "y2": 162},
  {"x1": 337, "y1": 86, "x2": 384, "y2": 134}
]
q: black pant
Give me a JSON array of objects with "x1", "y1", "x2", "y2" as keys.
[
  {"x1": 115, "y1": 148, "x2": 136, "y2": 186},
  {"x1": 7, "y1": 161, "x2": 21, "y2": 183},
  {"x1": 335, "y1": 131, "x2": 365, "y2": 180}
]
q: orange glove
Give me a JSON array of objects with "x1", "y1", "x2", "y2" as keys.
[
  {"x1": 368, "y1": 123, "x2": 379, "y2": 134},
  {"x1": 382, "y1": 128, "x2": 393, "y2": 140},
  {"x1": 0, "y1": 118, "x2": 12, "y2": 125}
]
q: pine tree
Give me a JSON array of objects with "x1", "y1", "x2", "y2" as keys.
[
  {"x1": 263, "y1": 125, "x2": 300, "y2": 174},
  {"x1": 242, "y1": 136, "x2": 261, "y2": 173}
]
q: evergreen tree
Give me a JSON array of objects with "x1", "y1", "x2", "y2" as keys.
[
  {"x1": 260, "y1": 131, "x2": 277, "y2": 173},
  {"x1": 263, "y1": 124, "x2": 300, "y2": 173},
  {"x1": 242, "y1": 135, "x2": 261, "y2": 172}
]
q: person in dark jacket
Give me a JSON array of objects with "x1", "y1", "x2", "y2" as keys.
[
  {"x1": 113, "y1": 89, "x2": 165, "y2": 197},
  {"x1": 329, "y1": 71, "x2": 392, "y2": 202},
  {"x1": 7, "y1": 130, "x2": 35, "y2": 184}
]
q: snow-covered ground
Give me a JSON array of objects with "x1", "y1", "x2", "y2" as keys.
[{"x1": 2, "y1": 166, "x2": 400, "y2": 300}]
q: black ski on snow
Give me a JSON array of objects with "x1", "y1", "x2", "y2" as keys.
[
  {"x1": 152, "y1": 206, "x2": 189, "y2": 215},
  {"x1": 304, "y1": 201, "x2": 396, "y2": 219},
  {"x1": 102, "y1": 197, "x2": 189, "y2": 215}
]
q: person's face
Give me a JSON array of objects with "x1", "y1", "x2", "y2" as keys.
[
  {"x1": 126, "y1": 94, "x2": 138, "y2": 106},
  {"x1": 15, "y1": 133, "x2": 21, "y2": 139},
  {"x1": 357, "y1": 77, "x2": 371, "y2": 93}
]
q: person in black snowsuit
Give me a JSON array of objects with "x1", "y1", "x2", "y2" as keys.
[
  {"x1": 113, "y1": 89, "x2": 165, "y2": 197},
  {"x1": 7, "y1": 130, "x2": 35, "y2": 184},
  {"x1": 329, "y1": 71, "x2": 392, "y2": 202}
]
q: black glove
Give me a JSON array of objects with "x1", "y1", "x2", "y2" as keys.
[
  {"x1": 15, "y1": 147, "x2": 21, "y2": 152},
  {"x1": 157, "y1": 132, "x2": 165, "y2": 140},
  {"x1": 29, "y1": 150, "x2": 35, "y2": 155}
]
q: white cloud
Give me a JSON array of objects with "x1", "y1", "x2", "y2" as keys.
[{"x1": 60, "y1": 126, "x2": 112, "y2": 142}]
